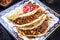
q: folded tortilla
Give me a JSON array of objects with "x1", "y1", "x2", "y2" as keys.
[
  {"x1": 17, "y1": 14, "x2": 46, "y2": 30},
  {"x1": 17, "y1": 15, "x2": 49, "y2": 38}
]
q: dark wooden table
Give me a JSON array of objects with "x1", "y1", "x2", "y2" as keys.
[{"x1": 0, "y1": 0, "x2": 60, "y2": 40}]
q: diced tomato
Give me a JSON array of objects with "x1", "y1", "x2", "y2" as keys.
[
  {"x1": 23, "y1": 7, "x2": 28, "y2": 13},
  {"x1": 30, "y1": 5, "x2": 35, "y2": 11},
  {"x1": 23, "y1": 3, "x2": 39, "y2": 13}
]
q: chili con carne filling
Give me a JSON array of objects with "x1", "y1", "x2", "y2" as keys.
[
  {"x1": 16, "y1": 18, "x2": 40, "y2": 28},
  {"x1": 17, "y1": 19, "x2": 48, "y2": 35},
  {"x1": 0, "y1": 0, "x2": 12, "y2": 7},
  {"x1": 11, "y1": 9, "x2": 44, "y2": 25}
]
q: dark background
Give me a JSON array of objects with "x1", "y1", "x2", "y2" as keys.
[{"x1": 0, "y1": 0, "x2": 60, "y2": 40}]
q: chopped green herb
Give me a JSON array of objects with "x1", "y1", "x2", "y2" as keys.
[
  {"x1": 28, "y1": 1, "x2": 32, "y2": 4},
  {"x1": 40, "y1": 25, "x2": 43, "y2": 29},
  {"x1": 33, "y1": 2, "x2": 36, "y2": 5}
]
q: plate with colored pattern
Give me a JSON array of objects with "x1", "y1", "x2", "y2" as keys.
[{"x1": 0, "y1": 0, "x2": 60, "y2": 40}]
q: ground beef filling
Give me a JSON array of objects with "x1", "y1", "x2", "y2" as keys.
[
  {"x1": 12, "y1": 9, "x2": 44, "y2": 25},
  {"x1": 18, "y1": 20, "x2": 48, "y2": 35}
]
